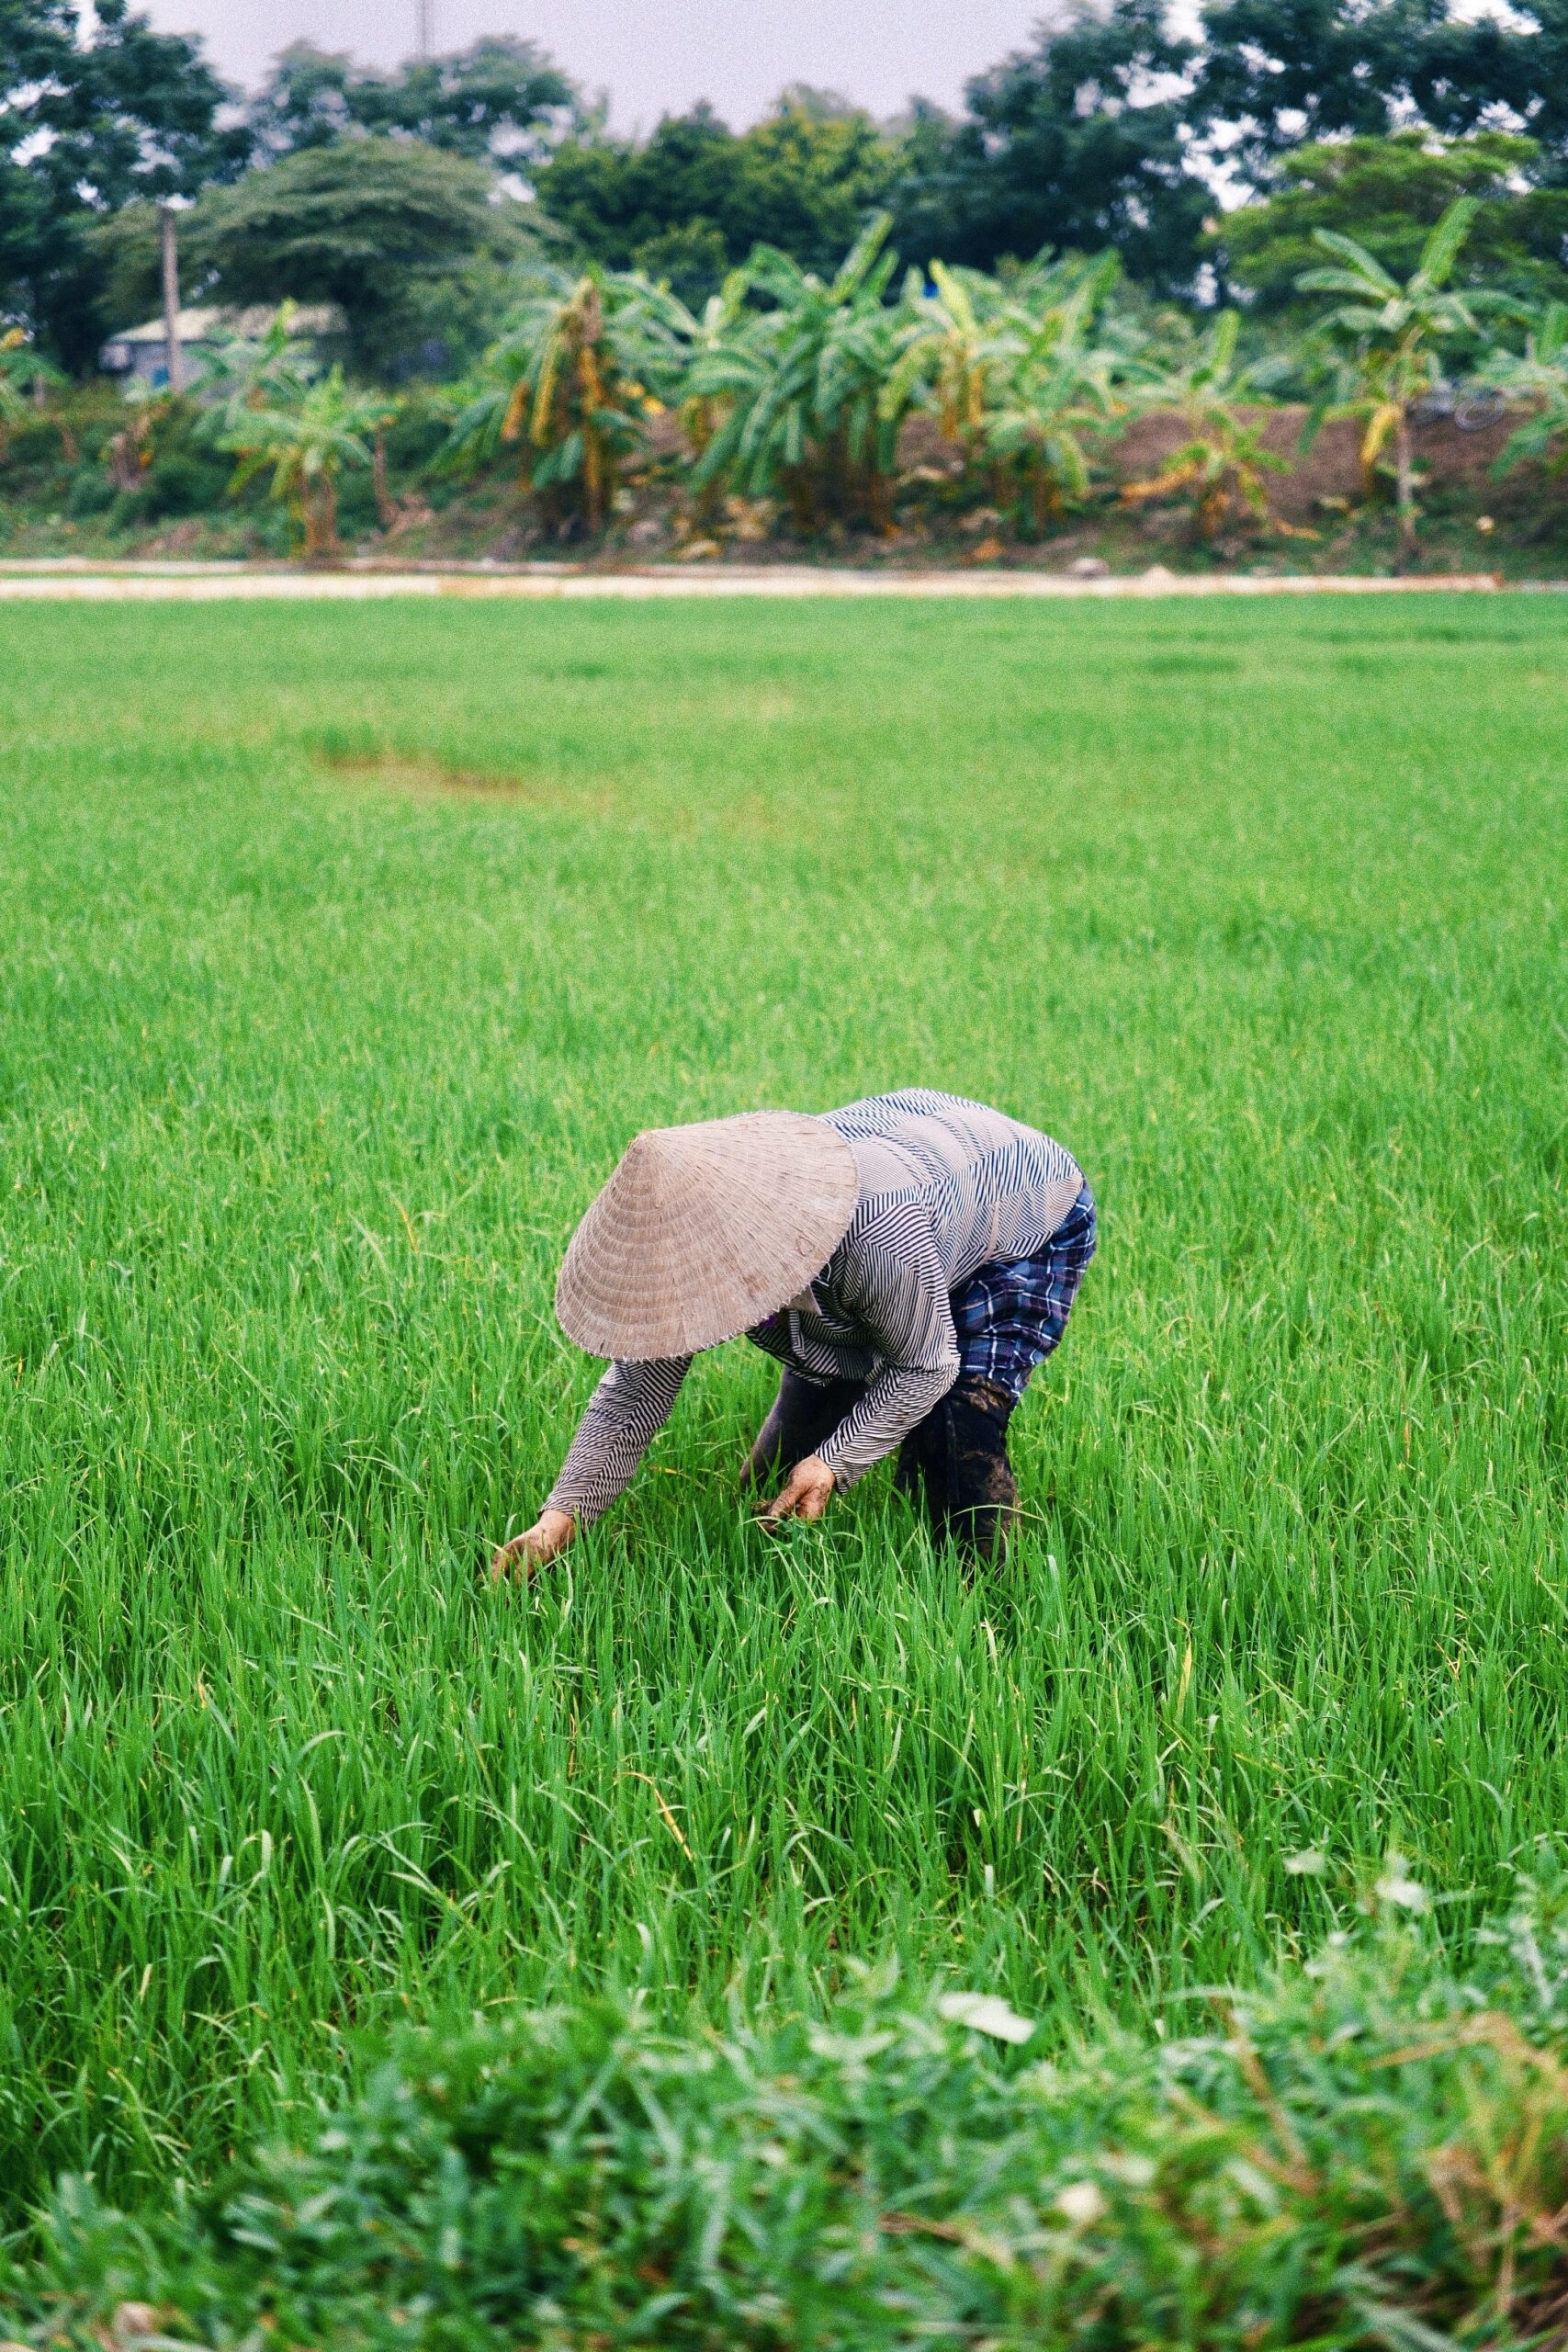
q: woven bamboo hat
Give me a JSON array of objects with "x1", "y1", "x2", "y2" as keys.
[{"x1": 556, "y1": 1112, "x2": 860, "y2": 1360}]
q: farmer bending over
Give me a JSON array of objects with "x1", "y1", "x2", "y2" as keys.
[{"x1": 491, "y1": 1089, "x2": 1095, "y2": 1577}]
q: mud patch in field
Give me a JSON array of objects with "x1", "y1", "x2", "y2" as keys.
[
  {"x1": 312, "y1": 742, "x2": 610, "y2": 815},
  {"x1": 320, "y1": 748, "x2": 533, "y2": 798}
]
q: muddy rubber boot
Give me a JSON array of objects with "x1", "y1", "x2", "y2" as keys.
[
  {"x1": 745, "y1": 1370, "x2": 866, "y2": 1487},
  {"x1": 918, "y1": 1375, "x2": 1019, "y2": 1564}
]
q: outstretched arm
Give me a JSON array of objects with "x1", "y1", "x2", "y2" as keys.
[
  {"x1": 757, "y1": 1213, "x2": 961, "y2": 1527},
  {"x1": 491, "y1": 1354, "x2": 692, "y2": 1580},
  {"x1": 815, "y1": 1216, "x2": 961, "y2": 1488}
]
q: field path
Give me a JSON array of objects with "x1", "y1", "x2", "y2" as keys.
[{"x1": 0, "y1": 559, "x2": 1510, "y2": 600}]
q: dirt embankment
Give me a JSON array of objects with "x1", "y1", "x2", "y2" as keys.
[
  {"x1": 897, "y1": 403, "x2": 1529, "y2": 521},
  {"x1": 10, "y1": 398, "x2": 1558, "y2": 574},
  {"x1": 1111, "y1": 405, "x2": 1520, "y2": 519}
]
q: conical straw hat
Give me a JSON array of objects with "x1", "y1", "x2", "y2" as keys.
[{"x1": 556, "y1": 1112, "x2": 860, "y2": 1360}]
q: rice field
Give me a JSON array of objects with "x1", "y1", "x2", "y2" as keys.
[{"x1": 1, "y1": 593, "x2": 1564, "y2": 2223}]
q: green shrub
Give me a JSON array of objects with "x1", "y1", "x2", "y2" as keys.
[
  {"x1": 333, "y1": 467, "x2": 380, "y2": 536},
  {"x1": 104, "y1": 486, "x2": 143, "y2": 533},
  {"x1": 11, "y1": 1871, "x2": 1568, "y2": 2350},
  {"x1": 64, "y1": 467, "x2": 118, "y2": 519},
  {"x1": 140, "y1": 450, "x2": 231, "y2": 521},
  {"x1": 382, "y1": 387, "x2": 457, "y2": 474}
]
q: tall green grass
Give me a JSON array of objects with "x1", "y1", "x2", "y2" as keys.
[
  {"x1": 0, "y1": 596, "x2": 1563, "y2": 2218},
  {"x1": 19, "y1": 1876, "x2": 1568, "y2": 2350}
]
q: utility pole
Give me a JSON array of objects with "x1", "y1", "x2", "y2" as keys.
[
  {"x1": 416, "y1": 0, "x2": 434, "y2": 60},
  {"x1": 159, "y1": 203, "x2": 184, "y2": 393}
]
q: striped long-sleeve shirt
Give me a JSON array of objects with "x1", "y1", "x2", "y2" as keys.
[{"x1": 545, "y1": 1090, "x2": 1084, "y2": 1529}]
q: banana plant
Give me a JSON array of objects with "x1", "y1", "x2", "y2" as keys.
[
  {"x1": 675, "y1": 270, "x2": 752, "y2": 524},
  {"x1": 445, "y1": 266, "x2": 692, "y2": 534},
  {"x1": 1121, "y1": 310, "x2": 1292, "y2": 544},
  {"x1": 688, "y1": 215, "x2": 910, "y2": 533},
  {"x1": 0, "y1": 327, "x2": 69, "y2": 460},
  {"x1": 216, "y1": 366, "x2": 390, "y2": 559},
  {"x1": 1477, "y1": 300, "x2": 1568, "y2": 480},
  {"x1": 883, "y1": 261, "x2": 1007, "y2": 461},
  {"x1": 1296, "y1": 198, "x2": 1480, "y2": 563},
  {"x1": 976, "y1": 253, "x2": 1127, "y2": 536},
  {"x1": 194, "y1": 304, "x2": 318, "y2": 433}
]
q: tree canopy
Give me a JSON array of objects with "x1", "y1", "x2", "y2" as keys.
[
  {"x1": 85, "y1": 138, "x2": 531, "y2": 375},
  {"x1": 196, "y1": 139, "x2": 530, "y2": 372},
  {"x1": 1219, "y1": 133, "x2": 1568, "y2": 313},
  {"x1": 246, "y1": 38, "x2": 580, "y2": 167},
  {"x1": 534, "y1": 93, "x2": 902, "y2": 301},
  {"x1": 0, "y1": 0, "x2": 246, "y2": 367},
  {"x1": 1191, "y1": 0, "x2": 1568, "y2": 175},
  {"x1": 886, "y1": 0, "x2": 1210, "y2": 294},
  {"x1": 8, "y1": 0, "x2": 1568, "y2": 373}
]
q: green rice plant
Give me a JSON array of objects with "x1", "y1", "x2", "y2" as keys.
[{"x1": 0, "y1": 593, "x2": 1563, "y2": 2238}]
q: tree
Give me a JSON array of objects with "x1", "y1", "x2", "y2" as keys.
[
  {"x1": 1297, "y1": 198, "x2": 1483, "y2": 562},
  {"x1": 445, "y1": 266, "x2": 692, "y2": 533},
  {"x1": 1417, "y1": 0, "x2": 1568, "y2": 174},
  {"x1": 535, "y1": 93, "x2": 903, "y2": 299},
  {"x1": 886, "y1": 0, "x2": 1209, "y2": 292},
  {"x1": 177, "y1": 139, "x2": 529, "y2": 375},
  {"x1": 1195, "y1": 0, "x2": 1437, "y2": 176},
  {"x1": 241, "y1": 44, "x2": 359, "y2": 156},
  {"x1": 246, "y1": 37, "x2": 579, "y2": 168},
  {"x1": 1191, "y1": 0, "x2": 1568, "y2": 182},
  {"x1": 0, "y1": 0, "x2": 247, "y2": 368},
  {"x1": 1218, "y1": 134, "x2": 1568, "y2": 315},
  {"x1": 1121, "y1": 310, "x2": 1292, "y2": 541}
]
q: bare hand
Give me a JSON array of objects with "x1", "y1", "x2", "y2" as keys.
[
  {"x1": 490, "y1": 1509, "x2": 575, "y2": 1584},
  {"x1": 759, "y1": 1453, "x2": 835, "y2": 1529}
]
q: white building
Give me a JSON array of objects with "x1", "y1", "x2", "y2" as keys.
[{"x1": 100, "y1": 304, "x2": 347, "y2": 390}]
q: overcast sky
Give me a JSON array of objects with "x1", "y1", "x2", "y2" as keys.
[{"x1": 137, "y1": 0, "x2": 1052, "y2": 130}]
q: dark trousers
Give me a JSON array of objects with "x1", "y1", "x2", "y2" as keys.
[
  {"x1": 747, "y1": 1366, "x2": 1021, "y2": 1560},
  {"x1": 747, "y1": 1190, "x2": 1097, "y2": 1561}
]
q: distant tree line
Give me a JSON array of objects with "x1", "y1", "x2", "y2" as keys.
[
  {"x1": 152, "y1": 184, "x2": 1562, "y2": 577},
  {"x1": 3, "y1": 0, "x2": 1568, "y2": 374}
]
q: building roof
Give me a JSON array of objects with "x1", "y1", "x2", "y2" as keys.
[{"x1": 103, "y1": 303, "x2": 346, "y2": 351}]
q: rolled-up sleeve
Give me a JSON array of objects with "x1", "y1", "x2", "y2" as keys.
[
  {"x1": 814, "y1": 1209, "x2": 960, "y2": 1489},
  {"x1": 545, "y1": 1355, "x2": 692, "y2": 1529}
]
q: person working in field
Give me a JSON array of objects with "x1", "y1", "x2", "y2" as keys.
[{"x1": 491, "y1": 1090, "x2": 1096, "y2": 1578}]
